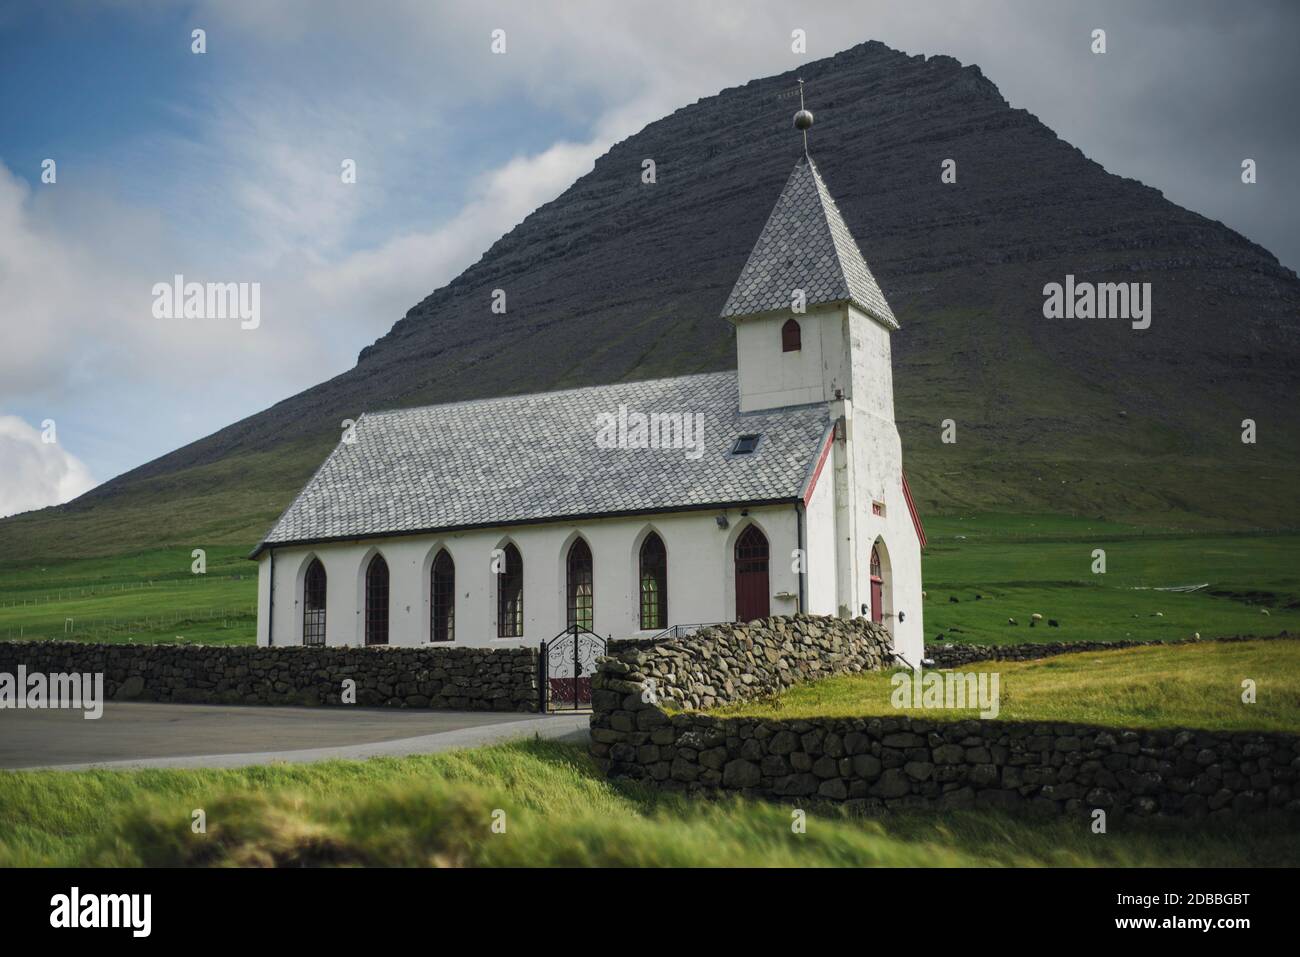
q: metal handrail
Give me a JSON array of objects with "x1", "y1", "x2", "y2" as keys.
[{"x1": 645, "y1": 621, "x2": 727, "y2": 642}]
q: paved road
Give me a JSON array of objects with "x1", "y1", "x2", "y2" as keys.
[{"x1": 0, "y1": 702, "x2": 589, "y2": 771}]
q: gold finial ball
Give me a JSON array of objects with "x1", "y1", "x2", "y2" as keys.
[{"x1": 793, "y1": 109, "x2": 814, "y2": 130}]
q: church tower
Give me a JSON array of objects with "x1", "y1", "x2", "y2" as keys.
[
  {"x1": 720, "y1": 98, "x2": 925, "y2": 666},
  {"x1": 720, "y1": 153, "x2": 898, "y2": 422}
]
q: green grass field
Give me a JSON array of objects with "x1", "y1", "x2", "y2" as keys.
[
  {"x1": 920, "y1": 516, "x2": 1300, "y2": 645},
  {"x1": 1, "y1": 514, "x2": 1296, "y2": 646},
  {"x1": 2, "y1": 738, "x2": 1296, "y2": 867},
  {"x1": 711, "y1": 639, "x2": 1300, "y2": 732},
  {"x1": 0, "y1": 546, "x2": 256, "y2": 644}
]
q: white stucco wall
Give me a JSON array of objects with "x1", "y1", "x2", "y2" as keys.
[
  {"x1": 732, "y1": 302, "x2": 924, "y2": 667},
  {"x1": 735, "y1": 303, "x2": 847, "y2": 412},
  {"x1": 802, "y1": 447, "x2": 839, "y2": 616},
  {"x1": 256, "y1": 504, "x2": 803, "y2": 648},
  {"x1": 842, "y1": 303, "x2": 923, "y2": 667}
]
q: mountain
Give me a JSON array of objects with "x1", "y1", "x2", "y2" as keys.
[{"x1": 5, "y1": 40, "x2": 1298, "y2": 561}]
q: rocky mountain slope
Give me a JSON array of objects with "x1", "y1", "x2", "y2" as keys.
[{"x1": 5, "y1": 41, "x2": 1298, "y2": 559}]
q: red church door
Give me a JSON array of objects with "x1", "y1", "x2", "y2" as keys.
[
  {"x1": 734, "y1": 526, "x2": 770, "y2": 622},
  {"x1": 869, "y1": 545, "x2": 883, "y2": 623}
]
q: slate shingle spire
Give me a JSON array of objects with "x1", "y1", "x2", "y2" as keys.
[{"x1": 720, "y1": 154, "x2": 897, "y2": 330}]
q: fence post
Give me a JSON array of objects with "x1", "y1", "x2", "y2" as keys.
[{"x1": 537, "y1": 640, "x2": 547, "y2": 714}]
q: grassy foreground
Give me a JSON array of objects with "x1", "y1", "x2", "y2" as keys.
[
  {"x1": 2, "y1": 739, "x2": 1296, "y2": 868},
  {"x1": 712, "y1": 639, "x2": 1300, "y2": 732}
]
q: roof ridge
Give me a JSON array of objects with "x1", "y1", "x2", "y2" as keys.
[
  {"x1": 806, "y1": 157, "x2": 898, "y2": 328},
  {"x1": 800, "y1": 157, "x2": 853, "y2": 304},
  {"x1": 362, "y1": 369, "x2": 738, "y2": 419}
]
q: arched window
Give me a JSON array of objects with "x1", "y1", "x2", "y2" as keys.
[
  {"x1": 566, "y1": 539, "x2": 593, "y2": 631},
  {"x1": 782, "y1": 318, "x2": 801, "y2": 352},
  {"x1": 869, "y1": 544, "x2": 884, "y2": 624},
  {"x1": 430, "y1": 549, "x2": 455, "y2": 642},
  {"x1": 303, "y1": 558, "x2": 326, "y2": 646},
  {"x1": 734, "y1": 525, "x2": 770, "y2": 622},
  {"x1": 497, "y1": 543, "x2": 523, "y2": 638},
  {"x1": 639, "y1": 533, "x2": 667, "y2": 630},
  {"x1": 365, "y1": 554, "x2": 389, "y2": 645}
]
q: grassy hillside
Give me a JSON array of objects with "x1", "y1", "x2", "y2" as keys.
[
  {"x1": 895, "y1": 307, "x2": 1300, "y2": 532},
  {"x1": 0, "y1": 437, "x2": 331, "y2": 562},
  {"x1": 1, "y1": 739, "x2": 1295, "y2": 867},
  {"x1": 3, "y1": 305, "x2": 1295, "y2": 565},
  {"x1": 0, "y1": 546, "x2": 255, "y2": 644},
  {"x1": 711, "y1": 639, "x2": 1300, "y2": 732}
]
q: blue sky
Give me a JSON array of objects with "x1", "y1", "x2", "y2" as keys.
[{"x1": 1, "y1": 0, "x2": 1296, "y2": 517}]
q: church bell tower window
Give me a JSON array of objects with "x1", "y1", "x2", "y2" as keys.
[{"x1": 781, "y1": 318, "x2": 801, "y2": 352}]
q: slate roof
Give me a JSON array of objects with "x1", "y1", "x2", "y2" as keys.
[
  {"x1": 720, "y1": 156, "x2": 898, "y2": 329},
  {"x1": 253, "y1": 372, "x2": 830, "y2": 554}
]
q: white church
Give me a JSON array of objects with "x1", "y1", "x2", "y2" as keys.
[{"x1": 253, "y1": 132, "x2": 926, "y2": 666}]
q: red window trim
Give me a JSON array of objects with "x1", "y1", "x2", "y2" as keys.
[
  {"x1": 801, "y1": 429, "x2": 835, "y2": 506},
  {"x1": 901, "y1": 470, "x2": 927, "y2": 550}
]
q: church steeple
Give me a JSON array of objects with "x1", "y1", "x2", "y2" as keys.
[
  {"x1": 723, "y1": 104, "x2": 899, "y2": 415},
  {"x1": 720, "y1": 155, "x2": 897, "y2": 330}
]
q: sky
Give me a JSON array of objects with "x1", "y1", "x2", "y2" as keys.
[{"x1": 1, "y1": 0, "x2": 1296, "y2": 518}]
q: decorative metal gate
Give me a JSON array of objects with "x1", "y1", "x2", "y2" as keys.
[{"x1": 539, "y1": 624, "x2": 607, "y2": 711}]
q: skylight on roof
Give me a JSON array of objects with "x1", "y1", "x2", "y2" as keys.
[{"x1": 732, "y1": 434, "x2": 761, "y2": 455}]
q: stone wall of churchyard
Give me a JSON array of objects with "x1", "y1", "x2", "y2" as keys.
[
  {"x1": 596, "y1": 615, "x2": 894, "y2": 713},
  {"x1": 591, "y1": 620, "x2": 1300, "y2": 817},
  {"x1": 924, "y1": 634, "x2": 1292, "y2": 670},
  {"x1": 0, "y1": 642, "x2": 539, "y2": 712},
  {"x1": 594, "y1": 710, "x2": 1300, "y2": 817}
]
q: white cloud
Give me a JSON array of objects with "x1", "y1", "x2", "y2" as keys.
[
  {"x1": 0, "y1": 167, "x2": 99, "y2": 401},
  {"x1": 305, "y1": 104, "x2": 666, "y2": 315},
  {"x1": 0, "y1": 416, "x2": 96, "y2": 518}
]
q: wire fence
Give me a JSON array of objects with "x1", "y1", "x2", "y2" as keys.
[
  {"x1": 0, "y1": 573, "x2": 252, "y2": 608},
  {"x1": 3, "y1": 604, "x2": 257, "y2": 642}
]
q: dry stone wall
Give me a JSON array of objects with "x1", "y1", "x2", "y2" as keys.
[
  {"x1": 925, "y1": 634, "x2": 1292, "y2": 669},
  {"x1": 594, "y1": 615, "x2": 893, "y2": 715},
  {"x1": 594, "y1": 710, "x2": 1300, "y2": 818},
  {"x1": 591, "y1": 620, "x2": 1300, "y2": 818},
  {"x1": 0, "y1": 641, "x2": 539, "y2": 712}
]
